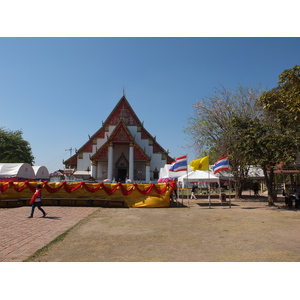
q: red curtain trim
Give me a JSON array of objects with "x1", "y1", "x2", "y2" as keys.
[
  {"x1": 0, "y1": 182, "x2": 9, "y2": 192},
  {"x1": 0, "y1": 181, "x2": 174, "y2": 196}
]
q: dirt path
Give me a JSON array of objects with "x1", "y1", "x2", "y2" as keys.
[{"x1": 27, "y1": 197, "x2": 300, "y2": 262}]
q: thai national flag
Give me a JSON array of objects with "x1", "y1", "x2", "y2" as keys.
[
  {"x1": 213, "y1": 155, "x2": 229, "y2": 174},
  {"x1": 169, "y1": 155, "x2": 188, "y2": 172}
]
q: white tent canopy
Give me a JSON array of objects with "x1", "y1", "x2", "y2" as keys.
[
  {"x1": 0, "y1": 163, "x2": 36, "y2": 179},
  {"x1": 177, "y1": 170, "x2": 221, "y2": 209},
  {"x1": 32, "y1": 166, "x2": 50, "y2": 180},
  {"x1": 178, "y1": 170, "x2": 220, "y2": 187},
  {"x1": 0, "y1": 163, "x2": 50, "y2": 180}
]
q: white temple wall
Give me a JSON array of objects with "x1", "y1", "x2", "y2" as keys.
[
  {"x1": 107, "y1": 126, "x2": 116, "y2": 136},
  {"x1": 134, "y1": 161, "x2": 146, "y2": 181},
  {"x1": 128, "y1": 126, "x2": 150, "y2": 154},
  {"x1": 93, "y1": 137, "x2": 107, "y2": 153},
  {"x1": 77, "y1": 153, "x2": 91, "y2": 171},
  {"x1": 146, "y1": 145, "x2": 153, "y2": 157},
  {"x1": 97, "y1": 162, "x2": 107, "y2": 181},
  {"x1": 151, "y1": 153, "x2": 164, "y2": 167},
  {"x1": 94, "y1": 126, "x2": 116, "y2": 150},
  {"x1": 127, "y1": 126, "x2": 137, "y2": 137},
  {"x1": 150, "y1": 153, "x2": 166, "y2": 179}
]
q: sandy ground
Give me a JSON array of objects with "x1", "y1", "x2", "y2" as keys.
[{"x1": 27, "y1": 195, "x2": 300, "y2": 262}]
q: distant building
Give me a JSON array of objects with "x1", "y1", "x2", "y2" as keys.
[{"x1": 63, "y1": 95, "x2": 173, "y2": 182}]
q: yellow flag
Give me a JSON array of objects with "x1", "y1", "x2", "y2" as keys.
[{"x1": 190, "y1": 156, "x2": 209, "y2": 171}]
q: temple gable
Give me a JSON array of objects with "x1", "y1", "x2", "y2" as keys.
[
  {"x1": 109, "y1": 121, "x2": 135, "y2": 143},
  {"x1": 63, "y1": 95, "x2": 173, "y2": 182},
  {"x1": 104, "y1": 96, "x2": 141, "y2": 126}
]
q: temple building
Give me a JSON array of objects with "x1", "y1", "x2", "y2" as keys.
[{"x1": 63, "y1": 95, "x2": 174, "y2": 182}]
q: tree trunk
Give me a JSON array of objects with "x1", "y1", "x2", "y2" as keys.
[
  {"x1": 232, "y1": 165, "x2": 247, "y2": 199},
  {"x1": 233, "y1": 172, "x2": 244, "y2": 199},
  {"x1": 262, "y1": 165, "x2": 277, "y2": 206},
  {"x1": 235, "y1": 178, "x2": 243, "y2": 199}
]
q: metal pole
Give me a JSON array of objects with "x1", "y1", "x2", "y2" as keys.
[
  {"x1": 187, "y1": 170, "x2": 190, "y2": 208},
  {"x1": 229, "y1": 177, "x2": 232, "y2": 208},
  {"x1": 208, "y1": 170, "x2": 211, "y2": 209},
  {"x1": 181, "y1": 181, "x2": 184, "y2": 206}
]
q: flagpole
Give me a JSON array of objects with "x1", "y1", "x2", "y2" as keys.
[
  {"x1": 169, "y1": 155, "x2": 187, "y2": 207},
  {"x1": 181, "y1": 181, "x2": 184, "y2": 206},
  {"x1": 190, "y1": 155, "x2": 210, "y2": 208},
  {"x1": 208, "y1": 167, "x2": 211, "y2": 209},
  {"x1": 187, "y1": 175, "x2": 189, "y2": 208},
  {"x1": 187, "y1": 154, "x2": 189, "y2": 208},
  {"x1": 228, "y1": 177, "x2": 231, "y2": 208},
  {"x1": 219, "y1": 175, "x2": 222, "y2": 206}
]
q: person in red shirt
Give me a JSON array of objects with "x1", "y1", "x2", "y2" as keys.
[{"x1": 28, "y1": 184, "x2": 47, "y2": 218}]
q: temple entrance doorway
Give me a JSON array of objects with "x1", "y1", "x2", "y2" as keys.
[
  {"x1": 117, "y1": 168, "x2": 127, "y2": 183},
  {"x1": 115, "y1": 152, "x2": 129, "y2": 183}
]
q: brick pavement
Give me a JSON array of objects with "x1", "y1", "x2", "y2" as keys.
[{"x1": 0, "y1": 206, "x2": 98, "y2": 262}]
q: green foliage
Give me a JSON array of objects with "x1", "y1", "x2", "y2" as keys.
[
  {"x1": 259, "y1": 65, "x2": 300, "y2": 126},
  {"x1": 229, "y1": 116, "x2": 299, "y2": 168},
  {"x1": 228, "y1": 111, "x2": 300, "y2": 205},
  {"x1": 0, "y1": 127, "x2": 35, "y2": 164}
]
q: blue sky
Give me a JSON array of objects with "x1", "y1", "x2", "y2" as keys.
[{"x1": 1, "y1": 37, "x2": 299, "y2": 172}]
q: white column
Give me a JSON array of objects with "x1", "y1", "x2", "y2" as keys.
[
  {"x1": 107, "y1": 142, "x2": 114, "y2": 180},
  {"x1": 129, "y1": 143, "x2": 134, "y2": 181},
  {"x1": 91, "y1": 162, "x2": 97, "y2": 179},
  {"x1": 146, "y1": 162, "x2": 151, "y2": 183}
]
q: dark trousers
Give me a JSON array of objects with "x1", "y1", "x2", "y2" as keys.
[
  {"x1": 30, "y1": 201, "x2": 46, "y2": 217},
  {"x1": 285, "y1": 197, "x2": 293, "y2": 209}
]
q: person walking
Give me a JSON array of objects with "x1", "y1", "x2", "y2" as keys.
[
  {"x1": 295, "y1": 186, "x2": 300, "y2": 209},
  {"x1": 28, "y1": 184, "x2": 47, "y2": 218},
  {"x1": 284, "y1": 185, "x2": 294, "y2": 209},
  {"x1": 190, "y1": 185, "x2": 197, "y2": 200},
  {"x1": 253, "y1": 181, "x2": 260, "y2": 196}
]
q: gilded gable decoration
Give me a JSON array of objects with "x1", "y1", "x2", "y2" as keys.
[
  {"x1": 116, "y1": 152, "x2": 129, "y2": 168},
  {"x1": 109, "y1": 121, "x2": 134, "y2": 142}
]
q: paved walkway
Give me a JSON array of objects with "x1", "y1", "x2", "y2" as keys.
[{"x1": 0, "y1": 206, "x2": 98, "y2": 262}]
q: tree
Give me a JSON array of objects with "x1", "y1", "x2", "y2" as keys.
[
  {"x1": 185, "y1": 85, "x2": 263, "y2": 198},
  {"x1": 257, "y1": 65, "x2": 300, "y2": 204},
  {"x1": 229, "y1": 115, "x2": 299, "y2": 206},
  {"x1": 186, "y1": 68, "x2": 300, "y2": 203},
  {"x1": 0, "y1": 127, "x2": 35, "y2": 165},
  {"x1": 259, "y1": 65, "x2": 300, "y2": 126}
]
